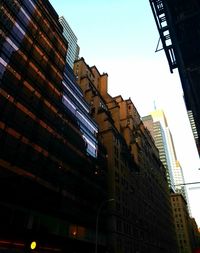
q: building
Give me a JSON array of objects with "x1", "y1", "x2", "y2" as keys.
[
  {"x1": 173, "y1": 161, "x2": 187, "y2": 201},
  {"x1": 74, "y1": 57, "x2": 178, "y2": 253},
  {"x1": 188, "y1": 110, "x2": 200, "y2": 154},
  {"x1": 142, "y1": 110, "x2": 187, "y2": 201},
  {"x1": 149, "y1": 0, "x2": 200, "y2": 156},
  {"x1": 171, "y1": 194, "x2": 193, "y2": 253},
  {"x1": 142, "y1": 111, "x2": 174, "y2": 190},
  {"x1": 62, "y1": 63, "x2": 99, "y2": 158},
  {"x1": 0, "y1": 0, "x2": 107, "y2": 252},
  {"x1": 59, "y1": 16, "x2": 80, "y2": 69},
  {"x1": 143, "y1": 114, "x2": 172, "y2": 186},
  {"x1": 114, "y1": 97, "x2": 178, "y2": 253},
  {"x1": 189, "y1": 218, "x2": 200, "y2": 252}
]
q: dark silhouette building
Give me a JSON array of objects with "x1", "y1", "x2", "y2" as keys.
[
  {"x1": 0, "y1": 0, "x2": 107, "y2": 252},
  {"x1": 149, "y1": 0, "x2": 200, "y2": 155}
]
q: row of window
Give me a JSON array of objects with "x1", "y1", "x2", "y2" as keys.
[
  {"x1": 0, "y1": 92, "x2": 87, "y2": 160},
  {"x1": 116, "y1": 219, "x2": 132, "y2": 235},
  {"x1": 1, "y1": 1, "x2": 94, "y2": 164},
  {"x1": 61, "y1": 65, "x2": 99, "y2": 158},
  {"x1": 16, "y1": 0, "x2": 66, "y2": 56},
  {"x1": 0, "y1": 52, "x2": 62, "y2": 112},
  {"x1": 1, "y1": 3, "x2": 66, "y2": 72}
]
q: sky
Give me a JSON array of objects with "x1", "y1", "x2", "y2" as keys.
[{"x1": 49, "y1": 0, "x2": 200, "y2": 227}]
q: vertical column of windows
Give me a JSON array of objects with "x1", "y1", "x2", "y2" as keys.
[
  {"x1": 62, "y1": 94, "x2": 98, "y2": 158},
  {"x1": 62, "y1": 72, "x2": 98, "y2": 158},
  {"x1": 76, "y1": 111, "x2": 98, "y2": 157}
]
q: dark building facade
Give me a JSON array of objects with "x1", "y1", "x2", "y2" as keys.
[
  {"x1": 149, "y1": 0, "x2": 200, "y2": 155},
  {"x1": 171, "y1": 194, "x2": 193, "y2": 253},
  {"x1": 0, "y1": 0, "x2": 107, "y2": 252}
]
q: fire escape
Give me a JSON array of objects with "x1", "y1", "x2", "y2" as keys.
[{"x1": 149, "y1": 0, "x2": 177, "y2": 73}]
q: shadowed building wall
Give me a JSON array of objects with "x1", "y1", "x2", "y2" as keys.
[
  {"x1": 171, "y1": 194, "x2": 193, "y2": 253},
  {"x1": 0, "y1": 0, "x2": 107, "y2": 252}
]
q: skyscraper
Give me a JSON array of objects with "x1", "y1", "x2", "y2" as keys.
[
  {"x1": 59, "y1": 16, "x2": 80, "y2": 68},
  {"x1": 0, "y1": 1, "x2": 107, "y2": 251},
  {"x1": 142, "y1": 111, "x2": 174, "y2": 190},
  {"x1": 173, "y1": 161, "x2": 187, "y2": 201},
  {"x1": 143, "y1": 110, "x2": 187, "y2": 199},
  {"x1": 188, "y1": 110, "x2": 200, "y2": 155}
]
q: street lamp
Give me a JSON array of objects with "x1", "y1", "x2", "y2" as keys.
[{"x1": 95, "y1": 198, "x2": 115, "y2": 253}]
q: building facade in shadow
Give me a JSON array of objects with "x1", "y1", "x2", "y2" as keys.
[{"x1": 0, "y1": 0, "x2": 107, "y2": 252}]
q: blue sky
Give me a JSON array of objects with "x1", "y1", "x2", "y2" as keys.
[
  {"x1": 49, "y1": 0, "x2": 200, "y2": 226},
  {"x1": 49, "y1": 0, "x2": 170, "y2": 114},
  {"x1": 49, "y1": 0, "x2": 157, "y2": 61}
]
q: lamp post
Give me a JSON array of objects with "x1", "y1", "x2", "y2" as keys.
[{"x1": 95, "y1": 198, "x2": 115, "y2": 253}]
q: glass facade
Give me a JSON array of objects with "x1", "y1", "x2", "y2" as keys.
[
  {"x1": 0, "y1": 0, "x2": 106, "y2": 251},
  {"x1": 59, "y1": 16, "x2": 80, "y2": 69},
  {"x1": 62, "y1": 63, "x2": 98, "y2": 157},
  {"x1": 0, "y1": 0, "x2": 84, "y2": 166}
]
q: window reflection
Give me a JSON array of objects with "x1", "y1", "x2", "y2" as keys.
[{"x1": 62, "y1": 69, "x2": 98, "y2": 158}]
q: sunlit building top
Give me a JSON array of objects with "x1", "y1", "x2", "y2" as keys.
[{"x1": 59, "y1": 16, "x2": 80, "y2": 68}]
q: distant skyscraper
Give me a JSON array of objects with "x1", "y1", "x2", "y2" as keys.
[
  {"x1": 142, "y1": 112, "x2": 174, "y2": 190},
  {"x1": 173, "y1": 161, "x2": 187, "y2": 200},
  {"x1": 143, "y1": 110, "x2": 187, "y2": 200},
  {"x1": 59, "y1": 16, "x2": 80, "y2": 68}
]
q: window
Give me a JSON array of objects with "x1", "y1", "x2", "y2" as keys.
[
  {"x1": 115, "y1": 172, "x2": 120, "y2": 183},
  {"x1": 115, "y1": 158, "x2": 119, "y2": 168},
  {"x1": 114, "y1": 146, "x2": 118, "y2": 157},
  {"x1": 116, "y1": 202, "x2": 121, "y2": 211},
  {"x1": 116, "y1": 219, "x2": 122, "y2": 232}
]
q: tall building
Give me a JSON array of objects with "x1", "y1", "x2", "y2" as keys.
[
  {"x1": 62, "y1": 63, "x2": 99, "y2": 158},
  {"x1": 189, "y1": 218, "x2": 200, "y2": 252},
  {"x1": 171, "y1": 194, "x2": 193, "y2": 253},
  {"x1": 151, "y1": 110, "x2": 177, "y2": 186},
  {"x1": 74, "y1": 57, "x2": 178, "y2": 253},
  {"x1": 0, "y1": 1, "x2": 107, "y2": 252},
  {"x1": 142, "y1": 110, "x2": 187, "y2": 200},
  {"x1": 142, "y1": 111, "x2": 174, "y2": 190},
  {"x1": 149, "y1": 0, "x2": 200, "y2": 156},
  {"x1": 173, "y1": 161, "x2": 187, "y2": 201},
  {"x1": 188, "y1": 110, "x2": 200, "y2": 155},
  {"x1": 59, "y1": 16, "x2": 80, "y2": 69}
]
